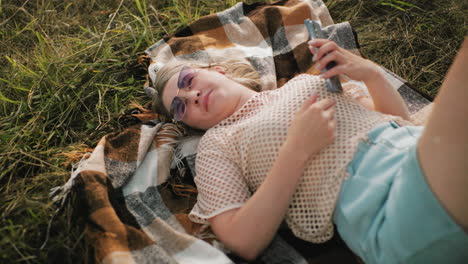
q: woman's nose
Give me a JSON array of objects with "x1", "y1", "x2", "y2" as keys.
[{"x1": 180, "y1": 89, "x2": 201, "y2": 105}]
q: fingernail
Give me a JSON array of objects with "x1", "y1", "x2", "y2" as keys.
[
  {"x1": 308, "y1": 39, "x2": 316, "y2": 45},
  {"x1": 319, "y1": 73, "x2": 326, "y2": 79},
  {"x1": 314, "y1": 63, "x2": 321, "y2": 70},
  {"x1": 312, "y1": 54, "x2": 317, "y2": 61}
]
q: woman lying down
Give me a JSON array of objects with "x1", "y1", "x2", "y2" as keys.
[{"x1": 150, "y1": 37, "x2": 468, "y2": 263}]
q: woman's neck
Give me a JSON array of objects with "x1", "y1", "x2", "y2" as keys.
[{"x1": 233, "y1": 85, "x2": 259, "y2": 113}]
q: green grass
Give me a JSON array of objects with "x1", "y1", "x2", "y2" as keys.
[
  {"x1": 0, "y1": 0, "x2": 466, "y2": 263},
  {"x1": 327, "y1": 0, "x2": 467, "y2": 97}
]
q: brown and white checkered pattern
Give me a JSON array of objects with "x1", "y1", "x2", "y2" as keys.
[
  {"x1": 145, "y1": 0, "x2": 430, "y2": 114},
  {"x1": 54, "y1": 1, "x2": 431, "y2": 263}
]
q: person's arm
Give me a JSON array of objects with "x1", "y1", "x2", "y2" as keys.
[
  {"x1": 342, "y1": 82, "x2": 375, "y2": 110},
  {"x1": 309, "y1": 39, "x2": 410, "y2": 120},
  {"x1": 363, "y1": 67, "x2": 410, "y2": 119},
  {"x1": 209, "y1": 141, "x2": 308, "y2": 260},
  {"x1": 209, "y1": 95, "x2": 337, "y2": 260}
]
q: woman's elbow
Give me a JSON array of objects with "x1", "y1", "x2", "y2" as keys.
[
  {"x1": 214, "y1": 228, "x2": 264, "y2": 260},
  {"x1": 209, "y1": 211, "x2": 267, "y2": 260},
  {"x1": 229, "y1": 240, "x2": 263, "y2": 261},
  {"x1": 393, "y1": 107, "x2": 411, "y2": 121}
]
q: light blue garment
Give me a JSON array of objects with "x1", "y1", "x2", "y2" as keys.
[{"x1": 333, "y1": 121, "x2": 468, "y2": 264}]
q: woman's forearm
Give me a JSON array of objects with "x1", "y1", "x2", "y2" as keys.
[
  {"x1": 210, "y1": 141, "x2": 308, "y2": 260},
  {"x1": 364, "y1": 67, "x2": 410, "y2": 120}
]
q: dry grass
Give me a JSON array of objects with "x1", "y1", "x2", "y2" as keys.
[
  {"x1": 329, "y1": 0, "x2": 467, "y2": 97},
  {"x1": 0, "y1": 0, "x2": 466, "y2": 263}
]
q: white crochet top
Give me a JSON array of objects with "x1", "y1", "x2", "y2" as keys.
[{"x1": 189, "y1": 74, "x2": 402, "y2": 243}]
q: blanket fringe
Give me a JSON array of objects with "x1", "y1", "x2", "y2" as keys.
[
  {"x1": 42, "y1": 153, "x2": 91, "y2": 250},
  {"x1": 49, "y1": 152, "x2": 92, "y2": 207},
  {"x1": 171, "y1": 135, "x2": 201, "y2": 170}
]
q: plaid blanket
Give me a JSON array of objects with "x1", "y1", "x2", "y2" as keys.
[{"x1": 54, "y1": 0, "x2": 432, "y2": 263}]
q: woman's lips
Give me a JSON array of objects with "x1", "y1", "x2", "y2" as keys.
[{"x1": 204, "y1": 90, "x2": 212, "y2": 111}]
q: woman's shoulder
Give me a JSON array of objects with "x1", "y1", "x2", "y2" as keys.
[{"x1": 197, "y1": 125, "x2": 232, "y2": 155}]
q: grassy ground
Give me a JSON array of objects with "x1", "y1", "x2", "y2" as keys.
[{"x1": 0, "y1": 0, "x2": 466, "y2": 263}]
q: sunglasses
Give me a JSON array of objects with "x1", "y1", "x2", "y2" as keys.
[{"x1": 169, "y1": 66, "x2": 197, "y2": 121}]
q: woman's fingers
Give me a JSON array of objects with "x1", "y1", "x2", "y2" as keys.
[
  {"x1": 315, "y1": 50, "x2": 344, "y2": 71},
  {"x1": 323, "y1": 105, "x2": 336, "y2": 120},
  {"x1": 309, "y1": 39, "x2": 381, "y2": 82},
  {"x1": 328, "y1": 119, "x2": 337, "y2": 139},
  {"x1": 298, "y1": 92, "x2": 336, "y2": 129},
  {"x1": 300, "y1": 95, "x2": 336, "y2": 114},
  {"x1": 315, "y1": 42, "x2": 339, "y2": 62},
  {"x1": 308, "y1": 38, "x2": 330, "y2": 49},
  {"x1": 320, "y1": 65, "x2": 345, "y2": 79},
  {"x1": 308, "y1": 40, "x2": 339, "y2": 60},
  {"x1": 308, "y1": 39, "x2": 330, "y2": 57},
  {"x1": 288, "y1": 94, "x2": 337, "y2": 157},
  {"x1": 299, "y1": 97, "x2": 337, "y2": 126},
  {"x1": 308, "y1": 39, "x2": 346, "y2": 76},
  {"x1": 300, "y1": 93, "x2": 319, "y2": 111},
  {"x1": 312, "y1": 98, "x2": 336, "y2": 110}
]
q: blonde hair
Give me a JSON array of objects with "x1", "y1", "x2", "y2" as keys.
[{"x1": 151, "y1": 60, "x2": 262, "y2": 122}]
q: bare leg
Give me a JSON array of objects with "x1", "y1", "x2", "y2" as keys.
[{"x1": 418, "y1": 36, "x2": 468, "y2": 230}]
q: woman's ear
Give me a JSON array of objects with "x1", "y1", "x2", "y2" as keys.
[{"x1": 211, "y1": 65, "x2": 226, "y2": 75}]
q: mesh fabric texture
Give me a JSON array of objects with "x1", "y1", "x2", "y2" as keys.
[{"x1": 189, "y1": 74, "x2": 410, "y2": 243}]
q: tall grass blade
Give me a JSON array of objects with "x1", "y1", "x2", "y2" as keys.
[
  {"x1": 0, "y1": 91, "x2": 20, "y2": 104},
  {"x1": 378, "y1": 0, "x2": 423, "y2": 11}
]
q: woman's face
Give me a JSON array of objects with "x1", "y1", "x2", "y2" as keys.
[{"x1": 162, "y1": 66, "x2": 256, "y2": 130}]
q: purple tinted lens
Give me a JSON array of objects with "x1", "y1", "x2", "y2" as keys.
[
  {"x1": 177, "y1": 66, "x2": 194, "y2": 89},
  {"x1": 170, "y1": 96, "x2": 186, "y2": 121}
]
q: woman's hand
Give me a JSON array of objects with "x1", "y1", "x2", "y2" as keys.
[
  {"x1": 285, "y1": 94, "x2": 336, "y2": 162},
  {"x1": 308, "y1": 39, "x2": 380, "y2": 83},
  {"x1": 308, "y1": 39, "x2": 410, "y2": 120}
]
